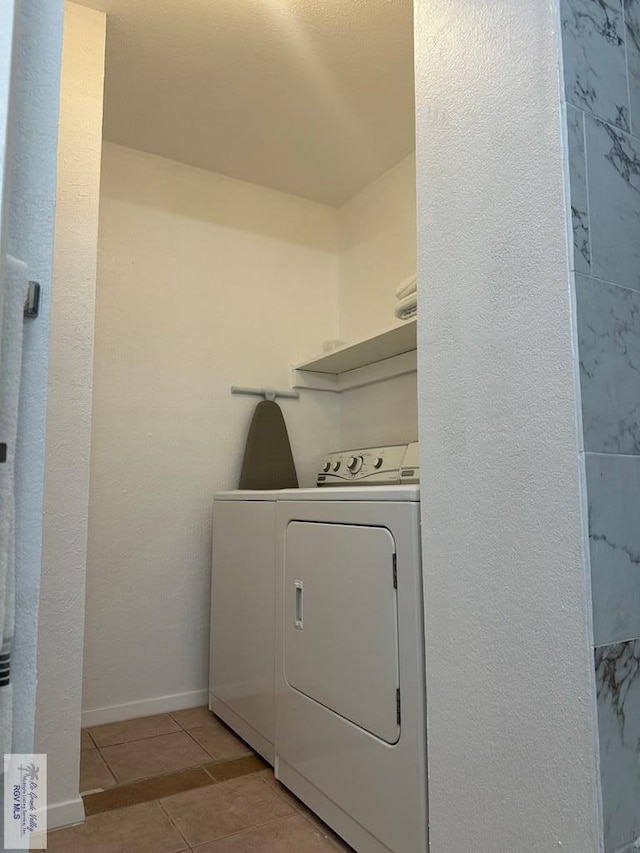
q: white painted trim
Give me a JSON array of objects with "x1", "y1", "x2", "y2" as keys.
[
  {"x1": 81, "y1": 689, "x2": 208, "y2": 727},
  {"x1": 47, "y1": 797, "x2": 85, "y2": 831}
]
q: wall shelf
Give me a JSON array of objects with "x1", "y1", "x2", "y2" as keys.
[{"x1": 291, "y1": 318, "x2": 417, "y2": 393}]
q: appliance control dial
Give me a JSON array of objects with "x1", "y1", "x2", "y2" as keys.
[
  {"x1": 332, "y1": 460, "x2": 341, "y2": 471},
  {"x1": 322, "y1": 461, "x2": 331, "y2": 473},
  {"x1": 347, "y1": 455, "x2": 363, "y2": 473},
  {"x1": 374, "y1": 457, "x2": 383, "y2": 469}
]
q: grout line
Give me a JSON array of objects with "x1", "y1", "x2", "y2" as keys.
[
  {"x1": 88, "y1": 725, "x2": 184, "y2": 749},
  {"x1": 180, "y1": 725, "x2": 219, "y2": 760},
  {"x1": 167, "y1": 711, "x2": 190, "y2": 732},
  {"x1": 188, "y1": 813, "x2": 298, "y2": 847},
  {"x1": 94, "y1": 742, "x2": 120, "y2": 786},
  {"x1": 157, "y1": 797, "x2": 193, "y2": 850},
  {"x1": 572, "y1": 97, "x2": 640, "y2": 144},
  {"x1": 584, "y1": 450, "x2": 640, "y2": 459},
  {"x1": 594, "y1": 635, "x2": 640, "y2": 649},
  {"x1": 92, "y1": 725, "x2": 207, "y2": 778},
  {"x1": 179, "y1": 715, "x2": 254, "y2": 764},
  {"x1": 202, "y1": 764, "x2": 219, "y2": 782},
  {"x1": 622, "y1": 0, "x2": 635, "y2": 139},
  {"x1": 81, "y1": 742, "x2": 119, "y2": 792},
  {"x1": 576, "y1": 272, "x2": 640, "y2": 295}
]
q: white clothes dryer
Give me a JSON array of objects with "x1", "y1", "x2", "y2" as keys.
[{"x1": 274, "y1": 482, "x2": 427, "y2": 853}]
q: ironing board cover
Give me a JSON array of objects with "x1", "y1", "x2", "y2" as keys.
[{"x1": 238, "y1": 400, "x2": 299, "y2": 489}]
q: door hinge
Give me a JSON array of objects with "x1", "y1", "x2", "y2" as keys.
[
  {"x1": 24, "y1": 281, "x2": 41, "y2": 318},
  {"x1": 392, "y1": 552, "x2": 397, "y2": 589},
  {"x1": 396, "y1": 688, "x2": 401, "y2": 725}
]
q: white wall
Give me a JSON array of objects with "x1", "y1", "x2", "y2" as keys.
[
  {"x1": 34, "y1": 2, "x2": 105, "y2": 828},
  {"x1": 82, "y1": 143, "x2": 340, "y2": 721},
  {"x1": 0, "y1": 1, "x2": 18, "y2": 260},
  {"x1": 338, "y1": 153, "x2": 416, "y2": 342},
  {"x1": 7, "y1": 0, "x2": 64, "y2": 763},
  {"x1": 338, "y1": 152, "x2": 418, "y2": 449},
  {"x1": 414, "y1": 1, "x2": 601, "y2": 851},
  {"x1": 340, "y1": 373, "x2": 418, "y2": 450}
]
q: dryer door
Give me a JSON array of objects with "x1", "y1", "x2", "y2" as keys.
[{"x1": 283, "y1": 521, "x2": 400, "y2": 744}]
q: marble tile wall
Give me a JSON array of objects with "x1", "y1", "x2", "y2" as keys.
[
  {"x1": 586, "y1": 454, "x2": 640, "y2": 647},
  {"x1": 561, "y1": 2, "x2": 640, "y2": 851},
  {"x1": 596, "y1": 640, "x2": 640, "y2": 852},
  {"x1": 577, "y1": 275, "x2": 640, "y2": 455}
]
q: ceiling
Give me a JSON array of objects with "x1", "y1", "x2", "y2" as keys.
[{"x1": 75, "y1": 0, "x2": 415, "y2": 207}]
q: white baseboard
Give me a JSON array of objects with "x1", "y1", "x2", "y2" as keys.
[
  {"x1": 81, "y1": 689, "x2": 208, "y2": 728},
  {"x1": 47, "y1": 797, "x2": 85, "y2": 831}
]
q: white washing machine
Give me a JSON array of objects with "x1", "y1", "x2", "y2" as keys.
[
  {"x1": 274, "y1": 446, "x2": 427, "y2": 853},
  {"x1": 210, "y1": 490, "x2": 281, "y2": 763}
]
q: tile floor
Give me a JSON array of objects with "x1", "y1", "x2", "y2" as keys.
[{"x1": 42, "y1": 706, "x2": 353, "y2": 852}]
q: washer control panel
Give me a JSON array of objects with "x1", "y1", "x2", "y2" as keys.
[{"x1": 317, "y1": 443, "x2": 418, "y2": 486}]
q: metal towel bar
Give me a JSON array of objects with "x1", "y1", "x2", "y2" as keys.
[{"x1": 230, "y1": 385, "x2": 300, "y2": 401}]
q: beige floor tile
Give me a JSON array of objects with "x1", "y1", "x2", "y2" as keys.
[
  {"x1": 46, "y1": 801, "x2": 188, "y2": 853},
  {"x1": 89, "y1": 713, "x2": 180, "y2": 747},
  {"x1": 254, "y1": 769, "x2": 306, "y2": 811},
  {"x1": 191, "y1": 814, "x2": 340, "y2": 852},
  {"x1": 255, "y1": 771, "x2": 354, "y2": 851},
  {"x1": 300, "y1": 810, "x2": 356, "y2": 852},
  {"x1": 81, "y1": 728, "x2": 95, "y2": 750},
  {"x1": 101, "y1": 731, "x2": 211, "y2": 783},
  {"x1": 171, "y1": 705, "x2": 215, "y2": 729},
  {"x1": 160, "y1": 776, "x2": 295, "y2": 847},
  {"x1": 80, "y1": 749, "x2": 117, "y2": 793},
  {"x1": 188, "y1": 719, "x2": 252, "y2": 761}
]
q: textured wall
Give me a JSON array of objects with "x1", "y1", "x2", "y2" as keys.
[
  {"x1": 83, "y1": 142, "x2": 421, "y2": 723},
  {"x1": 34, "y1": 1, "x2": 106, "y2": 827},
  {"x1": 414, "y1": 0, "x2": 601, "y2": 850},
  {"x1": 340, "y1": 373, "x2": 418, "y2": 450},
  {"x1": 0, "y1": 5, "x2": 63, "y2": 849},
  {"x1": 83, "y1": 143, "x2": 341, "y2": 721},
  {"x1": 561, "y1": 2, "x2": 640, "y2": 851},
  {"x1": 0, "y1": 2, "x2": 17, "y2": 241},
  {"x1": 338, "y1": 153, "x2": 416, "y2": 342},
  {"x1": 338, "y1": 152, "x2": 418, "y2": 449},
  {"x1": 6, "y1": 0, "x2": 64, "y2": 763}
]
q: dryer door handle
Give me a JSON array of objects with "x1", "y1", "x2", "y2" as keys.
[{"x1": 294, "y1": 580, "x2": 304, "y2": 629}]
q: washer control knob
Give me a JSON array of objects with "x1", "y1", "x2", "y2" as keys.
[
  {"x1": 347, "y1": 455, "x2": 363, "y2": 473},
  {"x1": 332, "y1": 460, "x2": 341, "y2": 472},
  {"x1": 374, "y1": 457, "x2": 383, "y2": 469},
  {"x1": 322, "y1": 460, "x2": 331, "y2": 473}
]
